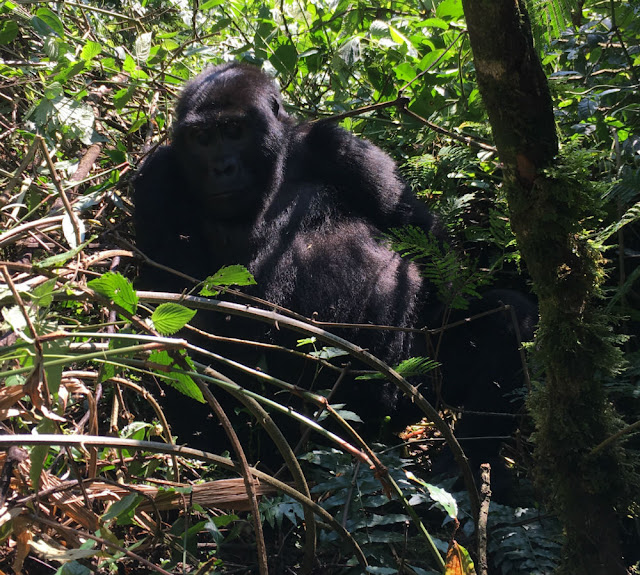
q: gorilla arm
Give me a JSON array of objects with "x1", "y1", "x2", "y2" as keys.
[{"x1": 299, "y1": 120, "x2": 434, "y2": 231}]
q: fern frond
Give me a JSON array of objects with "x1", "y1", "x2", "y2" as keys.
[
  {"x1": 356, "y1": 356, "x2": 439, "y2": 380},
  {"x1": 596, "y1": 201, "x2": 640, "y2": 244}
]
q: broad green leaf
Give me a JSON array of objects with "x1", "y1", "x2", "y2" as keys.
[
  {"x1": 88, "y1": 272, "x2": 138, "y2": 315},
  {"x1": 113, "y1": 86, "x2": 136, "y2": 110},
  {"x1": 420, "y1": 18, "x2": 449, "y2": 30},
  {"x1": 200, "y1": 265, "x2": 256, "y2": 295},
  {"x1": 58, "y1": 560, "x2": 93, "y2": 575},
  {"x1": 148, "y1": 350, "x2": 204, "y2": 402},
  {"x1": 309, "y1": 347, "x2": 350, "y2": 359},
  {"x1": 436, "y1": 0, "x2": 464, "y2": 20},
  {"x1": 0, "y1": 20, "x2": 18, "y2": 44},
  {"x1": 81, "y1": 40, "x2": 102, "y2": 60},
  {"x1": 405, "y1": 470, "x2": 458, "y2": 519},
  {"x1": 123, "y1": 54, "x2": 136, "y2": 73},
  {"x1": 44, "y1": 82, "x2": 64, "y2": 100},
  {"x1": 201, "y1": 0, "x2": 224, "y2": 8},
  {"x1": 151, "y1": 303, "x2": 196, "y2": 335},
  {"x1": 35, "y1": 7, "x2": 65, "y2": 37},
  {"x1": 102, "y1": 493, "x2": 143, "y2": 524}
]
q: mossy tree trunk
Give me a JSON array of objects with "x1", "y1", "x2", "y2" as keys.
[{"x1": 460, "y1": 2, "x2": 628, "y2": 573}]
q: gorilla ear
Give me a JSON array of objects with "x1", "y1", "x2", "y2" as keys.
[{"x1": 271, "y1": 96, "x2": 284, "y2": 120}]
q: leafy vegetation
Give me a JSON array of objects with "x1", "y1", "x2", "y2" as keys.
[{"x1": 0, "y1": 0, "x2": 638, "y2": 574}]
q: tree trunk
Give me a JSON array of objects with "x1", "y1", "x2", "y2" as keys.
[{"x1": 460, "y1": 2, "x2": 628, "y2": 573}]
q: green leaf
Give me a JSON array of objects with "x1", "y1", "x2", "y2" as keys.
[
  {"x1": 113, "y1": 86, "x2": 136, "y2": 110},
  {"x1": 309, "y1": 347, "x2": 350, "y2": 359},
  {"x1": 148, "y1": 350, "x2": 204, "y2": 402},
  {"x1": 123, "y1": 54, "x2": 136, "y2": 73},
  {"x1": 43, "y1": 341, "x2": 64, "y2": 395},
  {"x1": 36, "y1": 235, "x2": 94, "y2": 268},
  {"x1": 200, "y1": 0, "x2": 225, "y2": 8},
  {"x1": 405, "y1": 471, "x2": 458, "y2": 519},
  {"x1": 88, "y1": 272, "x2": 138, "y2": 315},
  {"x1": 102, "y1": 493, "x2": 143, "y2": 524},
  {"x1": 200, "y1": 265, "x2": 256, "y2": 295},
  {"x1": 436, "y1": 0, "x2": 463, "y2": 20},
  {"x1": 152, "y1": 303, "x2": 196, "y2": 335},
  {"x1": 35, "y1": 7, "x2": 65, "y2": 37},
  {"x1": 58, "y1": 561, "x2": 93, "y2": 575},
  {"x1": 44, "y1": 82, "x2": 64, "y2": 100},
  {"x1": 31, "y1": 278, "x2": 57, "y2": 307},
  {"x1": 0, "y1": 19, "x2": 18, "y2": 44},
  {"x1": 270, "y1": 39, "x2": 298, "y2": 75},
  {"x1": 420, "y1": 18, "x2": 449, "y2": 30},
  {"x1": 81, "y1": 40, "x2": 102, "y2": 61}
]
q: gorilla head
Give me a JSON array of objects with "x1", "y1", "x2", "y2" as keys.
[{"x1": 172, "y1": 63, "x2": 292, "y2": 219}]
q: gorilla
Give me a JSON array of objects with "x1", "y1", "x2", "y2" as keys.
[
  {"x1": 134, "y1": 62, "x2": 536, "y2": 472},
  {"x1": 135, "y1": 62, "x2": 435, "y2": 375}
]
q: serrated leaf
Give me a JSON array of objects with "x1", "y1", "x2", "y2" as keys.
[
  {"x1": 148, "y1": 350, "x2": 204, "y2": 402},
  {"x1": 113, "y1": 86, "x2": 136, "y2": 110},
  {"x1": 123, "y1": 53, "x2": 136, "y2": 73},
  {"x1": 152, "y1": 303, "x2": 196, "y2": 335},
  {"x1": 44, "y1": 81, "x2": 63, "y2": 100},
  {"x1": 81, "y1": 40, "x2": 102, "y2": 60},
  {"x1": 88, "y1": 272, "x2": 138, "y2": 315},
  {"x1": 200, "y1": 265, "x2": 256, "y2": 295},
  {"x1": 309, "y1": 347, "x2": 350, "y2": 359}
]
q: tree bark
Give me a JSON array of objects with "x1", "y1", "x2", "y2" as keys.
[{"x1": 460, "y1": 2, "x2": 629, "y2": 574}]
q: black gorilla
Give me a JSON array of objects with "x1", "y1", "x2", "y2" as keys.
[
  {"x1": 134, "y1": 62, "x2": 535, "y2": 466},
  {"x1": 135, "y1": 62, "x2": 434, "y2": 373}
]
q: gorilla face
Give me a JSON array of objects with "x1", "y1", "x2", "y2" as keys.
[{"x1": 172, "y1": 63, "x2": 291, "y2": 219}]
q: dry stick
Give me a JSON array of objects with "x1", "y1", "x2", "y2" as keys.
[
  {"x1": 0, "y1": 265, "x2": 50, "y2": 408},
  {"x1": 0, "y1": 215, "x2": 65, "y2": 248},
  {"x1": 195, "y1": 380, "x2": 268, "y2": 575},
  {"x1": 0, "y1": 136, "x2": 38, "y2": 207},
  {"x1": 137, "y1": 291, "x2": 481, "y2": 524},
  {"x1": 36, "y1": 136, "x2": 82, "y2": 249},
  {"x1": 0, "y1": 434, "x2": 368, "y2": 570},
  {"x1": 477, "y1": 464, "x2": 491, "y2": 575},
  {"x1": 197, "y1": 363, "x2": 317, "y2": 575}
]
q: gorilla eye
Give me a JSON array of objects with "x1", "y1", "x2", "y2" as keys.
[
  {"x1": 222, "y1": 119, "x2": 245, "y2": 140},
  {"x1": 188, "y1": 127, "x2": 212, "y2": 147}
]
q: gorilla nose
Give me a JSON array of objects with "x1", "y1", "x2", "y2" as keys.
[{"x1": 212, "y1": 157, "x2": 238, "y2": 179}]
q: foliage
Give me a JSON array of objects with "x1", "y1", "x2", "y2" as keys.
[{"x1": 0, "y1": 0, "x2": 638, "y2": 573}]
